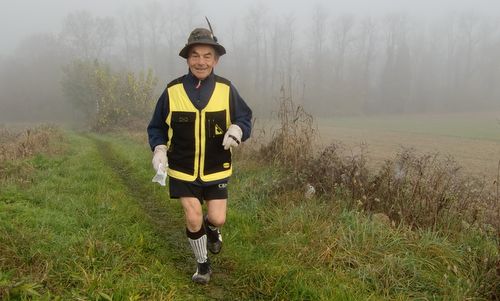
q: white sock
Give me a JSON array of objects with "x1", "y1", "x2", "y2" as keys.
[{"x1": 188, "y1": 234, "x2": 208, "y2": 263}]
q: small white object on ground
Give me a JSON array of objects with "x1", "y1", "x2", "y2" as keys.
[{"x1": 305, "y1": 183, "x2": 316, "y2": 199}]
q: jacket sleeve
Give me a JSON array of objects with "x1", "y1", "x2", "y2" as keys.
[
  {"x1": 147, "y1": 88, "x2": 169, "y2": 151},
  {"x1": 229, "y1": 83, "x2": 252, "y2": 141}
]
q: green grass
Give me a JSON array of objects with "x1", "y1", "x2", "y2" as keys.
[
  {"x1": 1, "y1": 130, "x2": 498, "y2": 300},
  {"x1": 318, "y1": 112, "x2": 500, "y2": 141},
  {"x1": 0, "y1": 133, "x2": 206, "y2": 300}
]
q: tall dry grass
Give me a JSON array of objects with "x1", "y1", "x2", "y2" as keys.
[
  {"x1": 0, "y1": 124, "x2": 64, "y2": 160},
  {"x1": 0, "y1": 124, "x2": 65, "y2": 182},
  {"x1": 257, "y1": 92, "x2": 500, "y2": 237},
  {"x1": 258, "y1": 86, "x2": 317, "y2": 175}
]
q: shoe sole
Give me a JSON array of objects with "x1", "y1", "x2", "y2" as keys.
[
  {"x1": 192, "y1": 277, "x2": 210, "y2": 284},
  {"x1": 192, "y1": 272, "x2": 211, "y2": 284}
]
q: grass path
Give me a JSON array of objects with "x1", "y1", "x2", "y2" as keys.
[
  {"x1": 90, "y1": 135, "x2": 243, "y2": 300},
  {"x1": 88, "y1": 134, "x2": 355, "y2": 300}
]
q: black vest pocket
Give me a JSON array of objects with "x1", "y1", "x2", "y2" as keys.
[
  {"x1": 205, "y1": 110, "x2": 227, "y2": 139},
  {"x1": 169, "y1": 111, "x2": 196, "y2": 175},
  {"x1": 204, "y1": 110, "x2": 231, "y2": 174}
]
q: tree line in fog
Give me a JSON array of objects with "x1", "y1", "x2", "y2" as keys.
[{"x1": 1, "y1": 1, "x2": 499, "y2": 123}]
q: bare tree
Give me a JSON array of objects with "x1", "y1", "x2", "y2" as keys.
[
  {"x1": 129, "y1": 9, "x2": 147, "y2": 71},
  {"x1": 458, "y1": 12, "x2": 482, "y2": 84},
  {"x1": 144, "y1": 1, "x2": 166, "y2": 69},
  {"x1": 270, "y1": 15, "x2": 297, "y2": 98},
  {"x1": 302, "y1": 5, "x2": 331, "y2": 115},
  {"x1": 478, "y1": 17, "x2": 500, "y2": 109},
  {"x1": 60, "y1": 10, "x2": 116, "y2": 61},
  {"x1": 243, "y1": 3, "x2": 270, "y2": 114},
  {"x1": 178, "y1": 0, "x2": 200, "y2": 32},
  {"x1": 331, "y1": 14, "x2": 356, "y2": 82},
  {"x1": 326, "y1": 14, "x2": 357, "y2": 114},
  {"x1": 378, "y1": 13, "x2": 412, "y2": 113},
  {"x1": 356, "y1": 16, "x2": 379, "y2": 113}
]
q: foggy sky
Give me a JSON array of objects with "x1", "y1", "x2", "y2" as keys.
[{"x1": 1, "y1": 0, "x2": 499, "y2": 55}]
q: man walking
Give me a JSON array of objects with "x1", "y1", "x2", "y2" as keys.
[{"x1": 147, "y1": 24, "x2": 252, "y2": 284}]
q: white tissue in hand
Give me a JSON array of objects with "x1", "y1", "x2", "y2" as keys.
[{"x1": 152, "y1": 163, "x2": 167, "y2": 186}]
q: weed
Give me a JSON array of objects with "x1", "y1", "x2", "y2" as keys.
[
  {"x1": 0, "y1": 124, "x2": 64, "y2": 161},
  {"x1": 261, "y1": 93, "x2": 500, "y2": 235},
  {"x1": 259, "y1": 86, "x2": 317, "y2": 173},
  {"x1": 0, "y1": 124, "x2": 66, "y2": 184}
]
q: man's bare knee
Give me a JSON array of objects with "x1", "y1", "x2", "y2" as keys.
[
  {"x1": 206, "y1": 199, "x2": 227, "y2": 227},
  {"x1": 181, "y1": 197, "x2": 203, "y2": 231},
  {"x1": 208, "y1": 214, "x2": 226, "y2": 227}
]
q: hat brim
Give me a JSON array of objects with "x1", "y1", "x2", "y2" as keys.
[{"x1": 179, "y1": 40, "x2": 226, "y2": 59}]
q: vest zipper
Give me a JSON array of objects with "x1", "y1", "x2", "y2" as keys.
[
  {"x1": 197, "y1": 109, "x2": 203, "y2": 179},
  {"x1": 196, "y1": 79, "x2": 202, "y2": 179}
]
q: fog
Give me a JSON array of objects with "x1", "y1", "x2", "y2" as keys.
[{"x1": 1, "y1": 0, "x2": 500, "y2": 122}]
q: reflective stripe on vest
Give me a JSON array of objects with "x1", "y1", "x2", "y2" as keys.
[{"x1": 166, "y1": 81, "x2": 232, "y2": 182}]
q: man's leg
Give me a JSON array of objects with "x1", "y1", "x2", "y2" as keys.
[
  {"x1": 205, "y1": 199, "x2": 226, "y2": 254},
  {"x1": 181, "y1": 197, "x2": 211, "y2": 284},
  {"x1": 181, "y1": 197, "x2": 204, "y2": 232},
  {"x1": 206, "y1": 199, "x2": 227, "y2": 227}
]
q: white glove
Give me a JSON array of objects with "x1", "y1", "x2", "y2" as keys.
[
  {"x1": 152, "y1": 144, "x2": 168, "y2": 172},
  {"x1": 222, "y1": 124, "x2": 242, "y2": 150}
]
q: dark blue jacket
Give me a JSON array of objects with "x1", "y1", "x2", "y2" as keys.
[{"x1": 147, "y1": 70, "x2": 252, "y2": 152}]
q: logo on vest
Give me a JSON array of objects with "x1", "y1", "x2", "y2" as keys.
[
  {"x1": 218, "y1": 183, "x2": 227, "y2": 189},
  {"x1": 223, "y1": 162, "x2": 230, "y2": 169},
  {"x1": 214, "y1": 124, "x2": 224, "y2": 135}
]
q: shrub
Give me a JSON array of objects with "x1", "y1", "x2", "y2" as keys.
[
  {"x1": 0, "y1": 125, "x2": 64, "y2": 183},
  {"x1": 62, "y1": 60, "x2": 157, "y2": 132},
  {"x1": 0, "y1": 125, "x2": 64, "y2": 162},
  {"x1": 259, "y1": 93, "x2": 500, "y2": 236},
  {"x1": 365, "y1": 149, "x2": 498, "y2": 232},
  {"x1": 258, "y1": 85, "x2": 317, "y2": 174}
]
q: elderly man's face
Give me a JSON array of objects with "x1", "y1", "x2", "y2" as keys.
[{"x1": 187, "y1": 45, "x2": 219, "y2": 80}]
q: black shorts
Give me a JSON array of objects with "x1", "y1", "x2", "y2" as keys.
[{"x1": 169, "y1": 177, "x2": 228, "y2": 204}]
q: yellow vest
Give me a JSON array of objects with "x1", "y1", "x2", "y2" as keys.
[{"x1": 166, "y1": 78, "x2": 232, "y2": 182}]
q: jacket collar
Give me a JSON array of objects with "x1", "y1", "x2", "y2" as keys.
[{"x1": 186, "y1": 70, "x2": 215, "y2": 87}]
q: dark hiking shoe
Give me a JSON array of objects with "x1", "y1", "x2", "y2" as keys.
[
  {"x1": 204, "y1": 215, "x2": 222, "y2": 254},
  {"x1": 192, "y1": 260, "x2": 211, "y2": 284}
]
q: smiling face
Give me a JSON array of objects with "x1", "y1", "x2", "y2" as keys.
[{"x1": 187, "y1": 44, "x2": 219, "y2": 80}]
